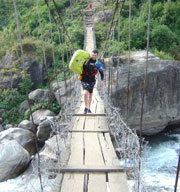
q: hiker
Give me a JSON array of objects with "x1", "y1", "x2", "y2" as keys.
[{"x1": 80, "y1": 50, "x2": 104, "y2": 113}]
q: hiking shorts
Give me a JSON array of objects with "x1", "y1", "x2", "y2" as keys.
[{"x1": 81, "y1": 81, "x2": 95, "y2": 93}]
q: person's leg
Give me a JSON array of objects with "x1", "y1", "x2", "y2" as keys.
[
  {"x1": 83, "y1": 90, "x2": 89, "y2": 109},
  {"x1": 87, "y1": 93, "x2": 92, "y2": 110}
]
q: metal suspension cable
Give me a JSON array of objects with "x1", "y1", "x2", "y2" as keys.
[
  {"x1": 138, "y1": 0, "x2": 151, "y2": 191},
  {"x1": 116, "y1": 1, "x2": 121, "y2": 89},
  {"x1": 35, "y1": 0, "x2": 48, "y2": 79},
  {"x1": 174, "y1": 152, "x2": 180, "y2": 192},
  {"x1": 12, "y1": 0, "x2": 44, "y2": 191},
  {"x1": 99, "y1": 0, "x2": 125, "y2": 58},
  {"x1": 51, "y1": 0, "x2": 75, "y2": 51},
  {"x1": 126, "y1": 0, "x2": 131, "y2": 126},
  {"x1": 99, "y1": 0, "x2": 119, "y2": 58}
]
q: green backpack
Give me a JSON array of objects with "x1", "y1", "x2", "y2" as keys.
[{"x1": 69, "y1": 49, "x2": 90, "y2": 74}]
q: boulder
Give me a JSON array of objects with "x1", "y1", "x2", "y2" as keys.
[
  {"x1": 0, "y1": 124, "x2": 4, "y2": 132},
  {"x1": 0, "y1": 117, "x2": 3, "y2": 124},
  {"x1": 51, "y1": 75, "x2": 76, "y2": 105},
  {"x1": 37, "y1": 117, "x2": 55, "y2": 142},
  {"x1": 111, "y1": 51, "x2": 180, "y2": 135},
  {"x1": 92, "y1": 9, "x2": 114, "y2": 23},
  {"x1": 31, "y1": 109, "x2": 55, "y2": 125},
  {"x1": 19, "y1": 100, "x2": 29, "y2": 114},
  {"x1": 28, "y1": 89, "x2": 51, "y2": 103},
  {"x1": 18, "y1": 120, "x2": 35, "y2": 132},
  {"x1": 4, "y1": 124, "x2": 13, "y2": 129},
  {"x1": 0, "y1": 51, "x2": 52, "y2": 89},
  {"x1": 0, "y1": 128, "x2": 36, "y2": 155},
  {"x1": 0, "y1": 140, "x2": 30, "y2": 182}
]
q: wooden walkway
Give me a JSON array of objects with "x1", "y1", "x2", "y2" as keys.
[
  {"x1": 58, "y1": 87, "x2": 129, "y2": 192},
  {"x1": 54, "y1": 3, "x2": 129, "y2": 191}
]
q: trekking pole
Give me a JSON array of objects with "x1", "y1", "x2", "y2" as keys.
[{"x1": 174, "y1": 151, "x2": 180, "y2": 192}]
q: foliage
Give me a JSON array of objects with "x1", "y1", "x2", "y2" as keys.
[
  {"x1": 95, "y1": 0, "x2": 180, "y2": 60},
  {"x1": 24, "y1": 99, "x2": 60, "y2": 120},
  {"x1": 0, "y1": 88, "x2": 26, "y2": 125},
  {"x1": 153, "y1": 48, "x2": 174, "y2": 60}
]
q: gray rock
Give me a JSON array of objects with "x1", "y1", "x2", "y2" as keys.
[
  {"x1": 28, "y1": 89, "x2": 50, "y2": 103},
  {"x1": 92, "y1": 9, "x2": 114, "y2": 23},
  {"x1": 0, "y1": 140, "x2": 30, "y2": 182},
  {"x1": 0, "y1": 124, "x2": 4, "y2": 132},
  {"x1": 5, "y1": 124, "x2": 13, "y2": 129},
  {"x1": 0, "y1": 117, "x2": 3, "y2": 124},
  {"x1": 0, "y1": 109, "x2": 5, "y2": 117},
  {"x1": 37, "y1": 117, "x2": 55, "y2": 142},
  {"x1": 31, "y1": 109, "x2": 55, "y2": 125},
  {"x1": 0, "y1": 51, "x2": 52, "y2": 89},
  {"x1": 0, "y1": 128, "x2": 36, "y2": 155},
  {"x1": 18, "y1": 120, "x2": 36, "y2": 132},
  {"x1": 19, "y1": 100, "x2": 29, "y2": 114},
  {"x1": 111, "y1": 51, "x2": 180, "y2": 135}
]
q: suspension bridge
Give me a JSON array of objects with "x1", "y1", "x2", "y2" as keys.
[
  {"x1": 51, "y1": 2, "x2": 131, "y2": 192},
  {"x1": 9, "y1": 0, "x2": 153, "y2": 191}
]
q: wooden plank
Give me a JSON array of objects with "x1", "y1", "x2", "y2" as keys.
[
  {"x1": 88, "y1": 173, "x2": 107, "y2": 192},
  {"x1": 94, "y1": 116, "x2": 109, "y2": 131},
  {"x1": 71, "y1": 113, "x2": 106, "y2": 116},
  {"x1": 71, "y1": 116, "x2": 85, "y2": 131},
  {"x1": 60, "y1": 132, "x2": 84, "y2": 192},
  {"x1": 108, "y1": 172, "x2": 129, "y2": 192},
  {"x1": 69, "y1": 129, "x2": 109, "y2": 133},
  {"x1": 96, "y1": 101, "x2": 105, "y2": 113},
  {"x1": 84, "y1": 132, "x2": 107, "y2": 191},
  {"x1": 98, "y1": 133, "x2": 129, "y2": 192},
  {"x1": 60, "y1": 173, "x2": 84, "y2": 192},
  {"x1": 68, "y1": 132, "x2": 84, "y2": 165},
  {"x1": 49, "y1": 166, "x2": 125, "y2": 173},
  {"x1": 84, "y1": 116, "x2": 95, "y2": 131},
  {"x1": 98, "y1": 133, "x2": 119, "y2": 166}
]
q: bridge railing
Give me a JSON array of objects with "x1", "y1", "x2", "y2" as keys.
[{"x1": 97, "y1": 71, "x2": 148, "y2": 192}]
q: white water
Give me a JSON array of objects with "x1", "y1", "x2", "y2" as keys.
[
  {"x1": 142, "y1": 131, "x2": 180, "y2": 191},
  {"x1": 0, "y1": 131, "x2": 180, "y2": 191}
]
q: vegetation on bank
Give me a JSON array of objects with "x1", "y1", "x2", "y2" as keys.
[
  {"x1": 95, "y1": 0, "x2": 180, "y2": 60},
  {"x1": 0, "y1": 0, "x2": 88, "y2": 124}
]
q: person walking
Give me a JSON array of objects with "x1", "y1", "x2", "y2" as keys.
[{"x1": 80, "y1": 50, "x2": 104, "y2": 113}]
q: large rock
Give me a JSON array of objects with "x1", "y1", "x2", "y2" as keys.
[
  {"x1": 19, "y1": 100, "x2": 29, "y2": 114},
  {"x1": 28, "y1": 89, "x2": 51, "y2": 103},
  {"x1": 92, "y1": 9, "x2": 113, "y2": 23},
  {"x1": 37, "y1": 117, "x2": 55, "y2": 142},
  {"x1": 0, "y1": 50, "x2": 52, "y2": 89},
  {"x1": 31, "y1": 109, "x2": 55, "y2": 125},
  {"x1": 0, "y1": 128, "x2": 36, "y2": 155},
  {"x1": 51, "y1": 75, "x2": 76, "y2": 105},
  {"x1": 111, "y1": 51, "x2": 180, "y2": 135},
  {"x1": 0, "y1": 140, "x2": 30, "y2": 182},
  {"x1": 18, "y1": 120, "x2": 35, "y2": 132}
]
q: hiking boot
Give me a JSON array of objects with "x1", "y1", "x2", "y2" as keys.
[
  {"x1": 87, "y1": 109, "x2": 92, "y2": 113},
  {"x1": 84, "y1": 108, "x2": 88, "y2": 114}
]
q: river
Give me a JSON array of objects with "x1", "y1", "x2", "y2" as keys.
[{"x1": 142, "y1": 129, "x2": 180, "y2": 191}]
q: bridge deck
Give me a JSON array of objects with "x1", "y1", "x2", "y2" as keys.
[{"x1": 60, "y1": 87, "x2": 129, "y2": 192}]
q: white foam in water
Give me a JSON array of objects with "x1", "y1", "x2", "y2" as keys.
[{"x1": 142, "y1": 133, "x2": 180, "y2": 191}]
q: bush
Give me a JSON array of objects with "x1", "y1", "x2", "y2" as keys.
[
  {"x1": 153, "y1": 48, "x2": 174, "y2": 60},
  {"x1": 151, "y1": 25, "x2": 178, "y2": 53}
]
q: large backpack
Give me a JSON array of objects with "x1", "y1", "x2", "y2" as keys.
[{"x1": 69, "y1": 49, "x2": 90, "y2": 74}]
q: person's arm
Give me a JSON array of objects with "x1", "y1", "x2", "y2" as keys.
[{"x1": 97, "y1": 61, "x2": 104, "y2": 87}]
